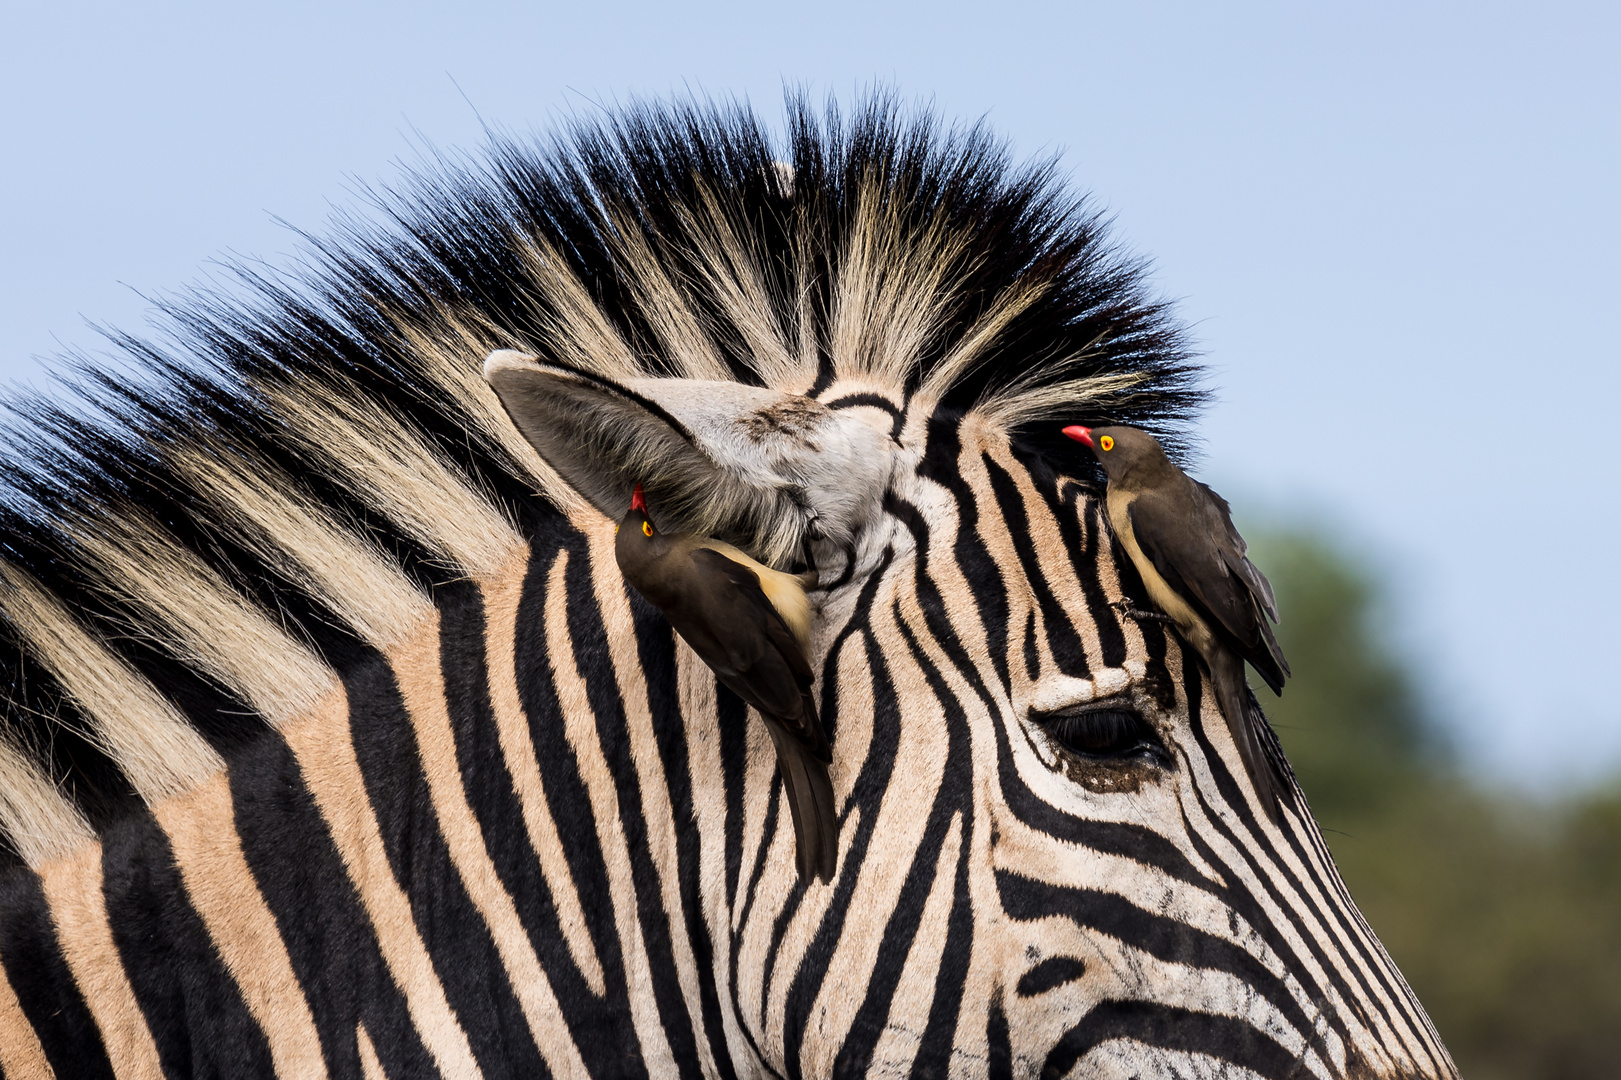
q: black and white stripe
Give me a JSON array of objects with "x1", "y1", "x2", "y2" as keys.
[{"x1": 0, "y1": 93, "x2": 1455, "y2": 1078}]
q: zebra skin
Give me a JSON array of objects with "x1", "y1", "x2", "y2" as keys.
[{"x1": 0, "y1": 94, "x2": 1458, "y2": 1078}]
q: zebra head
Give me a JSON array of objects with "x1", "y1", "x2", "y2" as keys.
[
  {"x1": 0, "y1": 94, "x2": 1457, "y2": 1080},
  {"x1": 486, "y1": 349, "x2": 1455, "y2": 1077}
]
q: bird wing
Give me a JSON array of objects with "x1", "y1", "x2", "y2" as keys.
[
  {"x1": 1127, "y1": 487, "x2": 1289, "y2": 693},
  {"x1": 1194, "y1": 480, "x2": 1279, "y2": 622},
  {"x1": 683, "y1": 547, "x2": 830, "y2": 761}
]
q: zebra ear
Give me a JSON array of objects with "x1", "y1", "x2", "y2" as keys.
[
  {"x1": 484, "y1": 351, "x2": 893, "y2": 566},
  {"x1": 484, "y1": 350, "x2": 727, "y2": 527}
]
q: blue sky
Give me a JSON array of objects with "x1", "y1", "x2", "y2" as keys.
[{"x1": 3, "y1": 1, "x2": 1617, "y2": 786}]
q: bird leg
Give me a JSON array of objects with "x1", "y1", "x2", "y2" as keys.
[{"x1": 1111, "y1": 599, "x2": 1173, "y2": 624}]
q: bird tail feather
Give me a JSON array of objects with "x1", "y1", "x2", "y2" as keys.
[
  {"x1": 765, "y1": 722, "x2": 838, "y2": 883},
  {"x1": 1211, "y1": 653, "x2": 1293, "y2": 826}
]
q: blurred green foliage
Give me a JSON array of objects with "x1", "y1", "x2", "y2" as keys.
[{"x1": 1251, "y1": 530, "x2": 1621, "y2": 1079}]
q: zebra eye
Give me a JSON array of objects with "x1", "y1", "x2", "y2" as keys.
[{"x1": 1038, "y1": 707, "x2": 1163, "y2": 762}]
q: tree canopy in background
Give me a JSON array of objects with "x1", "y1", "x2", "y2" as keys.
[{"x1": 1252, "y1": 529, "x2": 1621, "y2": 1080}]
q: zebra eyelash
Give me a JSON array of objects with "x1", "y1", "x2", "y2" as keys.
[{"x1": 1030, "y1": 701, "x2": 1170, "y2": 767}]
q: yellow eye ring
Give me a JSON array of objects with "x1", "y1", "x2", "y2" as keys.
[
  {"x1": 1099, "y1": 435, "x2": 1114, "y2": 451},
  {"x1": 642, "y1": 520, "x2": 654, "y2": 537}
]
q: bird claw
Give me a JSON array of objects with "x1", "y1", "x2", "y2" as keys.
[{"x1": 1111, "y1": 599, "x2": 1172, "y2": 624}]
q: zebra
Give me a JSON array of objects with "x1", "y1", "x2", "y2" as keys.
[{"x1": 0, "y1": 93, "x2": 1458, "y2": 1079}]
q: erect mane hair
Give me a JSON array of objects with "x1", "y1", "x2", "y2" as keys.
[{"x1": 0, "y1": 90, "x2": 1203, "y2": 869}]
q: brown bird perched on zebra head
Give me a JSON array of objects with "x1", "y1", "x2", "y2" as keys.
[
  {"x1": 1063, "y1": 424, "x2": 1293, "y2": 822},
  {"x1": 614, "y1": 484, "x2": 837, "y2": 882}
]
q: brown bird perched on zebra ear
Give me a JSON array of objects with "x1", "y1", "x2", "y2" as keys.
[
  {"x1": 614, "y1": 484, "x2": 837, "y2": 882},
  {"x1": 1063, "y1": 424, "x2": 1293, "y2": 822}
]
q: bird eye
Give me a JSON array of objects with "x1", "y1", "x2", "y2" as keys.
[
  {"x1": 1036, "y1": 706, "x2": 1163, "y2": 762},
  {"x1": 1099, "y1": 435, "x2": 1114, "y2": 451},
  {"x1": 642, "y1": 521, "x2": 654, "y2": 537}
]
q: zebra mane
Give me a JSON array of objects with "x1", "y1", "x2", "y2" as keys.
[{"x1": 0, "y1": 90, "x2": 1202, "y2": 869}]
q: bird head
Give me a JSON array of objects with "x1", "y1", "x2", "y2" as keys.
[
  {"x1": 617, "y1": 483, "x2": 662, "y2": 552},
  {"x1": 1061, "y1": 424, "x2": 1168, "y2": 481}
]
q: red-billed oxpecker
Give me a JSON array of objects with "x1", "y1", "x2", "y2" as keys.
[
  {"x1": 615, "y1": 484, "x2": 837, "y2": 882},
  {"x1": 1063, "y1": 424, "x2": 1292, "y2": 821}
]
